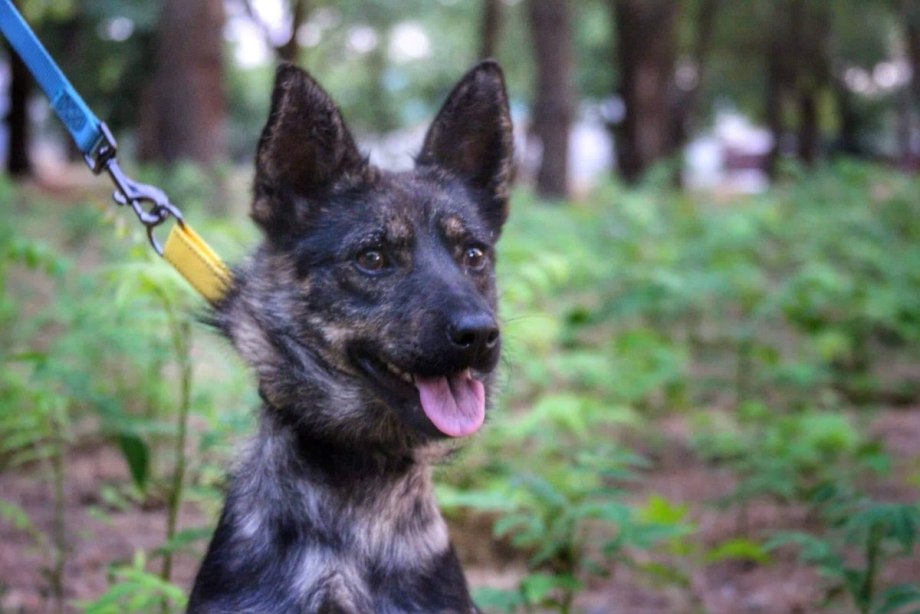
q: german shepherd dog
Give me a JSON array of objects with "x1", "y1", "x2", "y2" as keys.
[{"x1": 187, "y1": 60, "x2": 513, "y2": 613}]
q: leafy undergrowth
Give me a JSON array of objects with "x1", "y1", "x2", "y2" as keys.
[{"x1": 1, "y1": 161, "x2": 919, "y2": 613}]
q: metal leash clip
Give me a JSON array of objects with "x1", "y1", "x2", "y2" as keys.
[{"x1": 84, "y1": 122, "x2": 184, "y2": 255}]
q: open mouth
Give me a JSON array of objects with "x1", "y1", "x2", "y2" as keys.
[{"x1": 353, "y1": 351, "x2": 486, "y2": 438}]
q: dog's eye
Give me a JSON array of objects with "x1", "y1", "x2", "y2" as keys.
[
  {"x1": 462, "y1": 246, "x2": 486, "y2": 271},
  {"x1": 356, "y1": 249, "x2": 389, "y2": 273}
]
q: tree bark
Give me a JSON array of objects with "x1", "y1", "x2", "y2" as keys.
[
  {"x1": 901, "y1": 1, "x2": 920, "y2": 108},
  {"x1": 671, "y1": 0, "x2": 720, "y2": 152},
  {"x1": 791, "y1": 0, "x2": 829, "y2": 166},
  {"x1": 243, "y1": 0, "x2": 310, "y2": 63},
  {"x1": 527, "y1": 0, "x2": 575, "y2": 199},
  {"x1": 611, "y1": 0, "x2": 680, "y2": 183},
  {"x1": 797, "y1": 91, "x2": 819, "y2": 164},
  {"x1": 138, "y1": 0, "x2": 226, "y2": 165},
  {"x1": 479, "y1": 0, "x2": 502, "y2": 59},
  {"x1": 899, "y1": 1, "x2": 920, "y2": 165},
  {"x1": 764, "y1": 1, "x2": 791, "y2": 178},
  {"x1": 5, "y1": 41, "x2": 32, "y2": 176},
  {"x1": 764, "y1": 0, "x2": 829, "y2": 173},
  {"x1": 832, "y1": 81, "x2": 861, "y2": 156},
  {"x1": 277, "y1": 0, "x2": 309, "y2": 62}
]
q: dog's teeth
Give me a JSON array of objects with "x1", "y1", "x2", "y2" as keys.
[{"x1": 383, "y1": 361, "x2": 414, "y2": 384}]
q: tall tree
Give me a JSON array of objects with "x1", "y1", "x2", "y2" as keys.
[
  {"x1": 138, "y1": 0, "x2": 226, "y2": 164},
  {"x1": 793, "y1": 0, "x2": 830, "y2": 165},
  {"x1": 764, "y1": 0, "x2": 830, "y2": 174},
  {"x1": 527, "y1": 0, "x2": 575, "y2": 198},
  {"x1": 899, "y1": 0, "x2": 920, "y2": 163},
  {"x1": 4, "y1": 42, "x2": 31, "y2": 176},
  {"x1": 901, "y1": 1, "x2": 920, "y2": 110},
  {"x1": 764, "y1": 1, "x2": 792, "y2": 176},
  {"x1": 244, "y1": 0, "x2": 310, "y2": 63},
  {"x1": 671, "y1": 0, "x2": 721, "y2": 153},
  {"x1": 480, "y1": 0, "x2": 502, "y2": 59},
  {"x1": 610, "y1": 0, "x2": 680, "y2": 183}
]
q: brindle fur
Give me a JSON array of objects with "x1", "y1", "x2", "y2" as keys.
[{"x1": 187, "y1": 61, "x2": 514, "y2": 613}]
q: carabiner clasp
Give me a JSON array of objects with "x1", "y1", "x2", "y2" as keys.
[
  {"x1": 87, "y1": 122, "x2": 184, "y2": 255},
  {"x1": 107, "y1": 159, "x2": 184, "y2": 255}
]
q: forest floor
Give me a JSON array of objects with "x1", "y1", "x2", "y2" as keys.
[
  {"x1": 3, "y1": 167, "x2": 920, "y2": 613},
  {"x1": 1, "y1": 407, "x2": 918, "y2": 614}
]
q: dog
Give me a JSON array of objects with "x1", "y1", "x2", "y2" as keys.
[{"x1": 186, "y1": 60, "x2": 514, "y2": 613}]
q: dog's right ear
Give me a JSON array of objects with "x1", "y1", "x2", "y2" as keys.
[{"x1": 252, "y1": 63, "x2": 365, "y2": 233}]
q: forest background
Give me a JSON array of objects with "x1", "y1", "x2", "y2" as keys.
[{"x1": 2, "y1": 1, "x2": 920, "y2": 612}]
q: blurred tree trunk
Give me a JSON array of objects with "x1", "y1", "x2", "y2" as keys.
[
  {"x1": 138, "y1": 0, "x2": 226, "y2": 165},
  {"x1": 671, "y1": 0, "x2": 720, "y2": 152},
  {"x1": 764, "y1": 0, "x2": 829, "y2": 175},
  {"x1": 611, "y1": 0, "x2": 680, "y2": 183},
  {"x1": 5, "y1": 42, "x2": 32, "y2": 176},
  {"x1": 797, "y1": 91, "x2": 819, "y2": 164},
  {"x1": 527, "y1": 0, "x2": 575, "y2": 199},
  {"x1": 833, "y1": 81, "x2": 862, "y2": 156},
  {"x1": 479, "y1": 0, "x2": 502, "y2": 58},
  {"x1": 278, "y1": 0, "x2": 308, "y2": 62},
  {"x1": 902, "y1": 1, "x2": 920, "y2": 107},
  {"x1": 60, "y1": 14, "x2": 85, "y2": 163},
  {"x1": 900, "y1": 0, "x2": 920, "y2": 163},
  {"x1": 244, "y1": 0, "x2": 310, "y2": 63},
  {"x1": 764, "y1": 3, "x2": 789, "y2": 178},
  {"x1": 792, "y1": 0, "x2": 829, "y2": 165},
  {"x1": 367, "y1": 32, "x2": 398, "y2": 133}
]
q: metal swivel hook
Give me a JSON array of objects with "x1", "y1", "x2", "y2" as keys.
[{"x1": 84, "y1": 122, "x2": 184, "y2": 255}]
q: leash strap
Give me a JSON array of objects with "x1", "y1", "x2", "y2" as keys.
[
  {"x1": 163, "y1": 224, "x2": 231, "y2": 304},
  {"x1": 0, "y1": 0, "x2": 230, "y2": 304},
  {"x1": 0, "y1": 0, "x2": 101, "y2": 154}
]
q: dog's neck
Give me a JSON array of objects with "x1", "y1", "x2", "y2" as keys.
[
  {"x1": 232, "y1": 405, "x2": 450, "y2": 559},
  {"x1": 231, "y1": 404, "x2": 454, "y2": 584},
  {"x1": 259, "y1": 400, "x2": 428, "y2": 482}
]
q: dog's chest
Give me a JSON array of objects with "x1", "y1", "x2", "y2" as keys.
[
  {"x1": 291, "y1": 536, "x2": 473, "y2": 613},
  {"x1": 191, "y1": 450, "x2": 476, "y2": 613}
]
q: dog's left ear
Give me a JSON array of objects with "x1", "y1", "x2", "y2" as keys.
[{"x1": 417, "y1": 61, "x2": 514, "y2": 236}]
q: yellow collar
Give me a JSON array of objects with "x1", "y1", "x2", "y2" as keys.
[{"x1": 162, "y1": 222, "x2": 231, "y2": 304}]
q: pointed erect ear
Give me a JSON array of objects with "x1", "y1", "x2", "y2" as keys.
[
  {"x1": 417, "y1": 61, "x2": 514, "y2": 235},
  {"x1": 253, "y1": 63, "x2": 365, "y2": 232}
]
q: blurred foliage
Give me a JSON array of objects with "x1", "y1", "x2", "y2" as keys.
[
  {"x1": 447, "y1": 160, "x2": 920, "y2": 612},
  {"x1": 3, "y1": 0, "x2": 920, "y2": 610},
  {"x1": 767, "y1": 498, "x2": 920, "y2": 614},
  {"x1": 2, "y1": 157, "x2": 920, "y2": 609},
  {"x1": 5, "y1": 0, "x2": 917, "y2": 162}
]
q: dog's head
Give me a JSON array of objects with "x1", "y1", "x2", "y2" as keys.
[{"x1": 217, "y1": 62, "x2": 513, "y2": 449}]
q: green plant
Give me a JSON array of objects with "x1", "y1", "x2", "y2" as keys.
[
  {"x1": 473, "y1": 448, "x2": 692, "y2": 613},
  {"x1": 693, "y1": 403, "x2": 889, "y2": 526},
  {"x1": 0, "y1": 185, "x2": 217, "y2": 612},
  {"x1": 78, "y1": 550, "x2": 187, "y2": 614},
  {"x1": 0, "y1": 212, "x2": 74, "y2": 613},
  {"x1": 96, "y1": 238, "x2": 208, "y2": 610},
  {"x1": 767, "y1": 499, "x2": 920, "y2": 614}
]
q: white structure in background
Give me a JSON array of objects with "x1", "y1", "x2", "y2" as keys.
[
  {"x1": 361, "y1": 108, "x2": 773, "y2": 196},
  {"x1": 685, "y1": 111, "x2": 773, "y2": 193}
]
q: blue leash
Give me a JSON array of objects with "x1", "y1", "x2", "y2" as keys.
[
  {"x1": 0, "y1": 0, "x2": 183, "y2": 253},
  {"x1": 0, "y1": 0, "x2": 104, "y2": 164}
]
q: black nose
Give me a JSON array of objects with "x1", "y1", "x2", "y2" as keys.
[{"x1": 447, "y1": 312, "x2": 500, "y2": 359}]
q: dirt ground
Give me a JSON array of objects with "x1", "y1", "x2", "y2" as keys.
[{"x1": 1, "y1": 409, "x2": 918, "y2": 614}]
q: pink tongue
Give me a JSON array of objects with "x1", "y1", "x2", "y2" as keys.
[{"x1": 415, "y1": 370, "x2": 485, "y2": 437}]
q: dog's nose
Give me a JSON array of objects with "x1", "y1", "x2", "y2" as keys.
[{"x1": 447, "y1": 312, "x2": 500, "y2": 358}]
